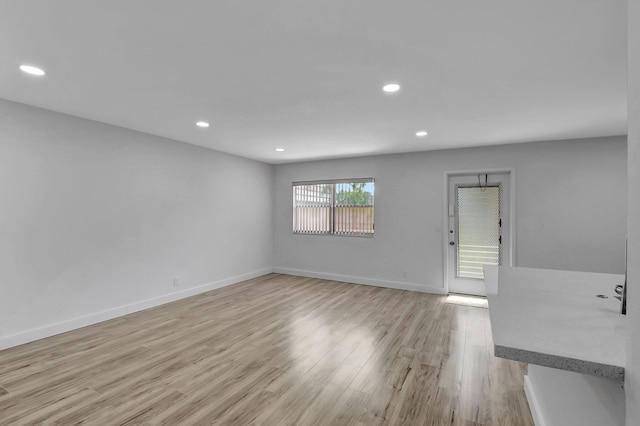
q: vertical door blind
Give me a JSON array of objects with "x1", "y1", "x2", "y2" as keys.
[
  {"x1": 456, "y1": 186, "x2": 500, "y2": 279},
  {"x1": 293, "y1": 183, "x2": 332, "y2": 234},
  {"x1": 293, "y1": 179, "x2": 374, "y2": 236}
]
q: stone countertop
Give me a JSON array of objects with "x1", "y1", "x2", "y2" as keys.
[{"x1": 487, "y1": 267, "x2": 627, "y2": 381}]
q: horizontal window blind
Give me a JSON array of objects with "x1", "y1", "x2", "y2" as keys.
[
  {"x1": 293, "y1": 179, "x2": 374, "y2": 236},
  {"x1": 456, "y1": 186, "x2": 500, "y2": 279}
]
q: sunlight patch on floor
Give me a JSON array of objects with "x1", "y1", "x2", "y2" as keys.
[{"x1": 446, "y1": 294, "x2": 488, "y2": 308}]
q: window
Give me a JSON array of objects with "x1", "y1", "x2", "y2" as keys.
[{"x1": 293, "y1": 178, "x2": 374, "y2": 236}]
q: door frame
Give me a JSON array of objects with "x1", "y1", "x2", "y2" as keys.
[{"x1": 442, "y1": 168, "x2": 516, "y2": 295}]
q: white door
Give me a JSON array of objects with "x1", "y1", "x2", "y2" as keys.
[{"x1": 447, "y1": 172, "x2": 511, "y2": 296}]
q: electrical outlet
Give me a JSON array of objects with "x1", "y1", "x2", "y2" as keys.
[
  {"x1": 401, "y1": 271, "x2": 408, "y2": 279},
  {"x1": 173, "y1": 276, "x2": 181, "y2": 287}
]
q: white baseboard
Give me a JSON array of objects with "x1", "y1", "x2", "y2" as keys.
[
  {"x1": 524, "y1": 375, "x2": 546, "y2": 426},
  {"x1": 1, "y1": 267, "x2": 443, "y2": 351},
  {"x1": 273, "y1": 267, "x2": 446, "y2": 295},
  {"x1": 0, "y1": 268, "x2": 273, "y2": 351}
]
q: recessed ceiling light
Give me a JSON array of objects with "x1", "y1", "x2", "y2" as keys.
[
  {"x1": 195, "y1": 121, "x2": 210, "y2": 128},
  {"x1": 416, "y1": 130, "x2": 428, "y2": 137},
  {"x1": 275, "y1": 148, "x2": 285, "y2": 152},
  {"x1": 19, "y1": 65, "x2": 45, "y2": 76},
  {"x1": 382, "y1": 83, "x2": 400, "y2": 93}
]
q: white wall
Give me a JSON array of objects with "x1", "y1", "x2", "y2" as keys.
[
  {"x1": 274, "y1": 137, "x2": 627, "y2": 293},
  {"x1": 626, "y1": 0, "x2": 640, "y2": 424},
  {"x1": 526, "y1": 365, "x2": 625, "y2": 426},
  {"x1": 0, "y1": 99, "x2": 274, "y2": 348}
]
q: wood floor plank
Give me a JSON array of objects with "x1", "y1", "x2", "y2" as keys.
[{"x1": 0, "y1": 273, "x2": 534, "y2": 425}]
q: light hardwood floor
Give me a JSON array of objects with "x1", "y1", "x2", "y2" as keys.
[{"x1": 0, "y1": 274, "x2": 534, "y2": 425}]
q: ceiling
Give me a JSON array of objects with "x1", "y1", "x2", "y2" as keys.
[{"x1": 0, "y1": 0, "x2": 628, "y2": 164}]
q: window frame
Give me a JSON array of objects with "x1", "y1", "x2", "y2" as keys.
[{"x1": 292, "y1": 178, "x2": 375, "y2": 237}]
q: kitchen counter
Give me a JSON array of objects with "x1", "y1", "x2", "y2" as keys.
[{"x1": 486, "y1": 266, "x2": 626, "y2": 381}]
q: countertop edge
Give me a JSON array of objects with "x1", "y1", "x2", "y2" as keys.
[{"x1": 494, "y1": 344, "x2": 625, "y2": 382}]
